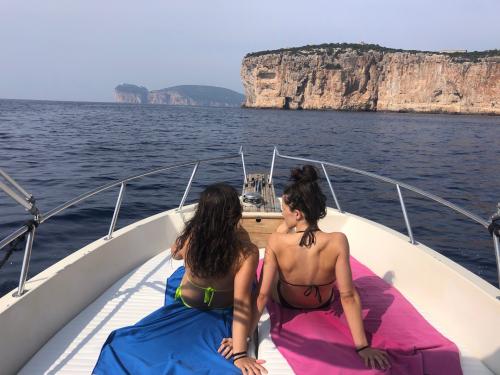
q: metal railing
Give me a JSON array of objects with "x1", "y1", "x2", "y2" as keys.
[
  {"x1": 1, "y1": 145, "x2": 498, "y2": 294},
  {"x1": 268, "y1": 146, "x2": 500, "y2": 286},
  {"x1": 0, "y1": 149, "x2": 247, "y2": 296}
]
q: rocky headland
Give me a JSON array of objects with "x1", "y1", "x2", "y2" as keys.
[
  {"x1": 241, "y1": 43, "x2": 500, "y2": 115},
  {"x1": 115, "y1": 84, "x2": 244, "y2": 107}
]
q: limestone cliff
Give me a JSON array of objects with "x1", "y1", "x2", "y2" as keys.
[
  {"x1": 114, "y1": 84, "x2": 149, "y2": 104},
  {"x1": 115, "y1": 84, "x2": 244, "y2": 107},
  {"x1": 241, "y1": 44, "x2": 500, "y2": 114}
]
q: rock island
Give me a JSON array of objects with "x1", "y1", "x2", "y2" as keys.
[{"x1": 115, "y1": 84, "x2": 245, "y2": 108}]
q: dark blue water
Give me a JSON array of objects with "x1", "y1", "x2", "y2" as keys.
[{"x1": 0, "y1": 99, "x2": 499, "y2": 297}]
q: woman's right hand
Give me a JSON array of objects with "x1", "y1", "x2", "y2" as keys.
[
  {"x1": 218, "y1": 337, "x2": 233, "y2": 359},
  {"x1": 357, "y1": 347, "x2": 391, "y2": 370},
  {"x1": 233, "y1": 356, "x2": 268, "y2": 374}
]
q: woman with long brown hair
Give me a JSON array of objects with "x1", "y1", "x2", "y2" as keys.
[{"x1": 94, "y1": 183, "x2": 266, "y2": 375}]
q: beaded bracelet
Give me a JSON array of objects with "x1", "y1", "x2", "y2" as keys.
[{"x1": 355, "y1": 345, "x2": 370, "y2": 353}]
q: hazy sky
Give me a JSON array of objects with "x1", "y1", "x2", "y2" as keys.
[{"x1": 1, "y1": 0, "x2": 499, "y2": 102}]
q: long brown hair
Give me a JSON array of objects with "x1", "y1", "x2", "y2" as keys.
[{"x1": 175, "y1": 183, "x2": 243, "y2": 278}]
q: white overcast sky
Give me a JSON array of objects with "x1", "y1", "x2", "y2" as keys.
[{"x1": 0, "y1": 0, "x2": 499, "y2": 102}]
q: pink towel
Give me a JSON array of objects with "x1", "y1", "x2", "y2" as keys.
[{"x1": 259, "y1": 258, "x2": 462, "y2": 375}]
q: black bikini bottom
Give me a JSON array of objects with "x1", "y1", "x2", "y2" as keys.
[{"x1": 277, "y1": 280, "x2": 334, "y2": 310}]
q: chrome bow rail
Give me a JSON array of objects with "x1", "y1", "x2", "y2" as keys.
[
  {"x1": 1, "y1": 145, "x2": 499, "y2": 296},
  {"x1": 268, "y1": 147, "x2": 500, "y2": 287},
  {"x1": 0, "y1": 148, "x2": 248, "y2": 296}
]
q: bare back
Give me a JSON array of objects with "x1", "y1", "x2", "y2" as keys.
[{"x1": 268, "y1": 230, "x2": 344, "y2": 308}]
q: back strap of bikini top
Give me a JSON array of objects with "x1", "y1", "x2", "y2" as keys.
[
  {"x1": 280, "y1": 278, "x2": 335, "y2": 288},
  {"x1": 184, "y1": 274, "x2": 233, "y2": 307},
  {"x1": 280, "y1": 278, "x2": 335, "y2": 304}
]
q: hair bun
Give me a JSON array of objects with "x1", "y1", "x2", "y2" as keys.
[{"x1": 290, "y1": 165, "x2": 318, "y2": 183}]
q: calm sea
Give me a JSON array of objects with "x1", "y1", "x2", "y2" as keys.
[{"x1": 0, "y1": 99, "x2": 499, "y2": 296}]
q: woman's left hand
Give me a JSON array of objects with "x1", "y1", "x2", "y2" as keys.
[
  {"x1": 218, "y1": 337, "x2": 233, "y2": 359},
  {"x1": 357, "y1": 347, "x2": 391, "y2": 370}
]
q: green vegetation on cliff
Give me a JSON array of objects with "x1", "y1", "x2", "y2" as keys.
[
  {"x1": 245, "y1": 43, "x2": 500, "y2": 62},
  {"x1": 115, "y1": 84, "x2": 149, "y2": 103}
]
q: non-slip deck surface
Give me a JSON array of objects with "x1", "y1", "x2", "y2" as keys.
[{"x1": 20, "y1": 251, "x2": 179, "y2": 374}]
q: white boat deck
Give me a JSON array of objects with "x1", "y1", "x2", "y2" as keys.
[
  {"x1": 19, "y1": 247, "x2": 493, "y2": 375},
  {"x1": 19, "y1": 249, "x2": 293, "y2": 374},
  {"x1": 19, "y1": 250, "x2": 176, "y2": 374}
]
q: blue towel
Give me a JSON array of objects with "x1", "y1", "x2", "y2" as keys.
[{"x1": 93, "y1": 266, "x2": 240, "y2": 374}]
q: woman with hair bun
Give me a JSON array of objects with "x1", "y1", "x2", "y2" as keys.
[{"x1": 253, "y1": 165, "x2": 390, "y2": 371}]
